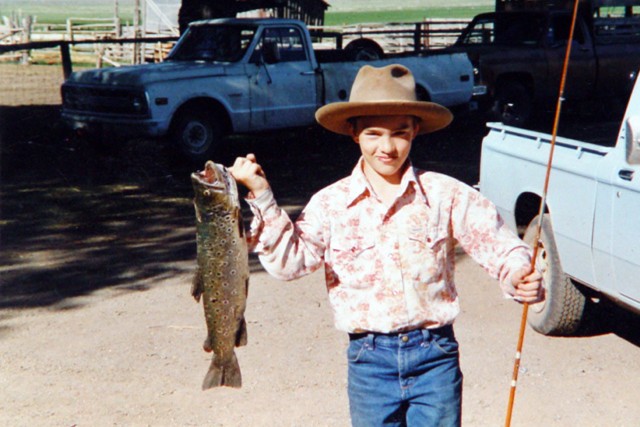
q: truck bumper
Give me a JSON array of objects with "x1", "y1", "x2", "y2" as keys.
[{"x1": 61, "y1": 112, "x2": 167, "y2": 139}]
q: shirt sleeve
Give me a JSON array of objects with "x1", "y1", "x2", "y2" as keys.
[
  {"x1": 450, "y1": 182, "x2": 533, "y2": 298},
  {"x1": 245, "y1": 189, "x2": 326, "y2": 281}
]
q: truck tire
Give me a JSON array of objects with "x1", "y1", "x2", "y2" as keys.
[
  {"x1": 490, "y1": 81, "x2": 532, "y2": 126},
  {"x1": 344, "y1": 39, "x2": 384, "y2": 61},
  {"x1": 524, "y1": 214, "x2": 586, "y2": 336},
  {"x1": 171, "y1": 108, "x2": 223, "y2": 163}
]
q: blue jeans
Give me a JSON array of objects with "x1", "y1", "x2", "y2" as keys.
[{"x1": 347, "y1": 326, "x2": 462, "y2": 427}]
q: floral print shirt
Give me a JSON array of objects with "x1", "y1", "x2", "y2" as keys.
[{"x1": 246, "y1": 159, "x2": 532, "y2": 333}]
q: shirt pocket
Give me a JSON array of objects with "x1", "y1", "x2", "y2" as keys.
[
  {"x1": 406, "y1": 226, "x2": 447, "y2": 251},
  {"x1": 405, "y1": 226, "x2": 448, "y2": 281},
  {"x1": 329, "y1": 235, "x2": 376, "y2": 289}
]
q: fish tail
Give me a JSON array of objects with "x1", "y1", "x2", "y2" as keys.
[{"x1": 202, "y1": 353, "x2": 242, "y2": 389}]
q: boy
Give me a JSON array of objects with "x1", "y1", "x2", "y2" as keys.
[{"x1": 230, "y1": 64, "x2": 543, "y2": 426}]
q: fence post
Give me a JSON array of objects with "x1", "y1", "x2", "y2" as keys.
[
  {"x1": 133, "y1": 0, "x2": 141, "y2": 64},
  {"x1": 413, "y1": 23, "x2": 421, "y2": 53},
  {"x1": 20, "y1": 16, "x2": 32, "y2": 65},
  {"x1": 60, "y1": 42, "x2": 73, "y2": 79},
  {"x1": 423, "y1": 20, "x2": 430, "y2": 49},
  {"x1": 66, "y1": 18, "x2": 73, "y2": 41}
]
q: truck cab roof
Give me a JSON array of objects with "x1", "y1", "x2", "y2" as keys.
[{"x1": 188, "y1": 18, "x2": 307, "y2": 28}]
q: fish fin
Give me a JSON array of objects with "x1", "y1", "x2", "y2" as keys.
[
  {"x1": 236, "y1": 207, "x2": 245, "y2": 238},
  {"x1": 203, "y1": 336, "x2": 213, "y2": 353},
  {"x1": 191, "y1": 268, "x2": 204, "y2": 302},
  {"x1": 202, "y1": 353, "x2": 242, "y2": 389},
  {"x1": 236, "y1": 318, "x2": 248, "y2": 347},
  {"x1": 193, "y1": 200, "x2": 202, "y2": 223}
]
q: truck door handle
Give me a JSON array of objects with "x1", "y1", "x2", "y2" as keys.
[
  {"x1": 619, "y1": 169, "x2": 634, "y2": 181},
  {"x1": 300, "y1": 70, "x2": 316, "y2": 76}
]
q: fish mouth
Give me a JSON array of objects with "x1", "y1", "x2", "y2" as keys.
[{"x1": 192, "y1": 161, "x2": 224, "y2": 188}]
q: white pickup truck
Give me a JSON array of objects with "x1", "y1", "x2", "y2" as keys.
[
  {"x1": 479, "y1": 76, "x2": 640, "y2": 335},
  {"x1": 61, "y1": 18, "x2": 478, "y2": 162}
]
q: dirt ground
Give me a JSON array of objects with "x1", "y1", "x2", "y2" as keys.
[{"x1": 1, "y1": 98, "x2": 639, "y2": 427}]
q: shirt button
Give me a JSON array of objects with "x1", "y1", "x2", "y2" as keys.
[{"x1": 401, "y1": 335, "x2": 409, "y2": 343}]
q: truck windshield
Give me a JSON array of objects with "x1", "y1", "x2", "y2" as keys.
[
  {"x1": 167, "y1": 25, "x2": 257, "y2": 62},
  {"x1": 458, "y1": 14, "x2": 546, "y2": 47}
]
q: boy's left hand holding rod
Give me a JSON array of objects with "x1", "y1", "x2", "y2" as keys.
[{"x1": 510, "y1": 267, "x2": 544, "y2": 303}]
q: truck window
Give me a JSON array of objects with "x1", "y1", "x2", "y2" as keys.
[
  {"x1": 253, "y1": 27, "x2": 308, "y2": 63},
  {"x1": 167, "y1": 24, "x2": 256, "y2": 62},
  {"x1": 459, "y1": 14, "x2": 545, "y2": 46},
  {"x1": 548, "y1": 15, "x2": 586, "y2": 46}
]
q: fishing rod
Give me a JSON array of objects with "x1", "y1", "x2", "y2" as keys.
[{"x1": 504, "y1": 0, "x2": 581, "y2": 425}]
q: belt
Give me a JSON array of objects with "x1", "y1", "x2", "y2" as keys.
[{"x1": 348, "y1": 324, "x2": 453, "y2": 341}]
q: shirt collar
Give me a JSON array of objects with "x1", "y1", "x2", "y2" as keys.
[{"x1": 347, "y1": 157, "x2": 428, "y2": 207}]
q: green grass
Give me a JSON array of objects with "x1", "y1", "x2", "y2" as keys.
[
  {"x1": 1, "y1": 1, "x2": 488, "y2": 27},
  {"x1": 325, "y1": 6, "x2": 491, "y2": 25},
  {"x1": 0, "y1": 1, "x2": 134, "y2": 25}
]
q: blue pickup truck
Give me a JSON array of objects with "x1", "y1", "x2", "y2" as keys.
[{"x1": 61, "y1": 18, "x2": 479, "y2": 162}]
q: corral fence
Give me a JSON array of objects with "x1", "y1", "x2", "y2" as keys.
[
  {"x1": 0, "y1": 37, "x2": 178, "y2": 107},
  {"x1": 0, "y1": 19, "x2": 469, "y2": 108},
  {"x1": 316, "y1": 19, "x2": 470, "y2": 52}
]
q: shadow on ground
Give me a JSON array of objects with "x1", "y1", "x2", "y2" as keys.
[{"x1": 1, "y1": 104, "x2": 633, "y2": 347}]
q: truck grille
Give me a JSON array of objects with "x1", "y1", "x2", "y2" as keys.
[{"x1": 61, "y1": 85, "x2": 149, "y2": 117}]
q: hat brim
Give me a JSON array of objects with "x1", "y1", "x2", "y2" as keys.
[{"x1": 315, "y1": 101, "x2": 453, "y2": 136}]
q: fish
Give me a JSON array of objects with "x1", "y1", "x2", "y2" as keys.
[{"x1": 191, "y1": 161, "x2": 249, "y2": 389}]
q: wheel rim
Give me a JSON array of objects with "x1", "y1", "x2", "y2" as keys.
[
  {"x1": 182, "y1": 121, "x2": 210, "y2": 155},
  {"x1": 501, "y1": 99, "x2": 525, "y2": 124},
  {"x1": 530, "y1": 240, "x2": 548, "y2": 314},
  {"x1": 354, "y1": 49, "x2": 379, "y2": 61}
]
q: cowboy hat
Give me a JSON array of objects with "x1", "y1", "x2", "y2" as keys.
[{"x1": 315, "y1": 64, "x2": 453, "y2": 136}]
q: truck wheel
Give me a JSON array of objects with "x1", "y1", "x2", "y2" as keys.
[
  {"x1": 171, "y1": 109, "x2": 222, "y2": 163},
  {"x1": 344, "y1": 39, "x2": 384, "y2": 61},
  {"x1": 524, "y1": 214, "x2": 586, "y2": 336},
  {"x1": 490, "y1": 81, "x2": 532, "y2": 126}
]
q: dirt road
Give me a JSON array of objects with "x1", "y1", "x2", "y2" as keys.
[{"x1": 1, "y1": 105, "x2": 638, "y2": 426}]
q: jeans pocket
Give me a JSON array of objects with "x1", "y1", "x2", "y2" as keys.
[
  {"x1": 347, "y1": 339, "x2": 370, "y2": 363},
  {"x1": 430, "y1": 333, "x2": 460, "y2": 356}
]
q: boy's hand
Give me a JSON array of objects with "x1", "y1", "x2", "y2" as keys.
[
  {"x1": 229, "y1": 153, "x2": 270, "y2": 199},
  {"x1": 511, "y1": 267, "x2": 544, "y2": 303}
]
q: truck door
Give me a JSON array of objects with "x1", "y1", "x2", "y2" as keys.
[
  {"x1": 609, "y1": 160, "x2": 640, "y2": 303},
  {"x1": 545, "y1": 15, "x2": 596, "y2": 100},
  {"x1": 593, "y1": 128, "x2": 640, "y2": 304},
  {"x1": 248, "y1": 26, "x2": 317, "y2": 130}
]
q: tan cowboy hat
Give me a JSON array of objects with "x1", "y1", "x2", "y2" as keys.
[{"x1": 315, "y1": 64, "x2": 453, "y2": 136}]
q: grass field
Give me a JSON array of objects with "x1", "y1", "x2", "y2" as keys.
[
  {"x1": 2, "y1": 0, "x2": 490, "y2": 26},
  {"x1": 325, "y1": 6, "x2": 492, "y2": 25}
]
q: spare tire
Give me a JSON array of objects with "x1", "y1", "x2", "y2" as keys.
[{"x1": 344, "y1": 39, "x2": 385, "y2": 61}]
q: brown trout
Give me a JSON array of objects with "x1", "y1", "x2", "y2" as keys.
[{"x1": 191, "y1": 161, "x2": 249, "y2": 389}]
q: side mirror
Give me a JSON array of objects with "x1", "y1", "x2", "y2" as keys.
[
  {"x1": 261, "y1": 41, "x2": 280, "y2": 64},
  {"x1": 624, "y1": 115, "x2": 640, "y2": 164}
]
